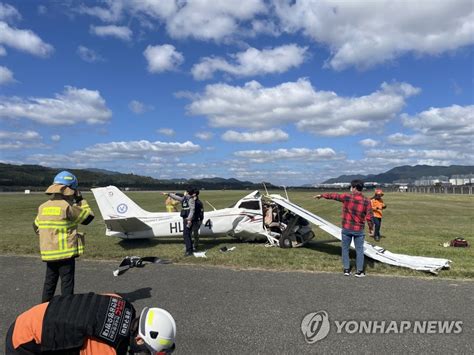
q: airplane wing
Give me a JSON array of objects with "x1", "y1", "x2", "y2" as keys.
[{"x1": 268, "y1": 194, "x2": 451, "y2": 274}]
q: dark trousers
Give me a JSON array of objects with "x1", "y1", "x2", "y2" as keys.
[
  {"x1": 42, "y1": 258, "x2": 75, "y2": 303},
  {"x1": 192, "y1": 221, "x2": 202, "y2": 248},
  {"x1": 373, "y1": 217, "x2": 382, "y2": 238},
  {"x1": 183, "y1": 220, "x2": 194, "y2": 254}
]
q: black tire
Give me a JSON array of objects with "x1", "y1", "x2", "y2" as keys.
[{"x1": 279, "y1": 235, "x2": 293, "y2": 248}]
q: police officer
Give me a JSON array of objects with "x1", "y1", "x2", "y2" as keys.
[
  {"x1": 34, "y1": 171, "x2": 94, "y2": 302},
  {"x1": 5, "y1": 292, "x2": 176, "y2": 354},
  {"x1": 164, "y1": 187, "x2": 202, "y2": 256},
  {"x1": 191, "y1": 190, "x2": 204, "y2": 250}
]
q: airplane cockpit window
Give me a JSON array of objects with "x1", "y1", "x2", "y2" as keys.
[{"x1": 237, "y1": 201, "x2": 261, "y2": 210}]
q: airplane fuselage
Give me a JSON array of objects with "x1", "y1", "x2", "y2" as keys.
[{"x1": 105, "y1": 207, "x2": 264, "y2": 240}]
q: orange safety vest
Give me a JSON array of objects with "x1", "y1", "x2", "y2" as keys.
[{"x1": 371, "y1": 198, "x2": 386, "y2": 218}]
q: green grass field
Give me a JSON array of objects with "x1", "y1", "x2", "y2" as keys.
[{"x1": 1, "y1": 190, "x2": 473, "y2": 279}]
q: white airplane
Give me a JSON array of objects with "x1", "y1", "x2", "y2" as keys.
[
  {"x1": 91, "y1": 186, "x2": 451, "y2": 274},
  {"x1": 90, "y1": 185, "x2": 315, "y2": 247}
]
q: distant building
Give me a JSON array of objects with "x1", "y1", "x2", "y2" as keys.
[
  {"x1": 313, "y1": 182, "x2": 351, "y2": 189},
  {"x1": 449, "y1": 174, "x2": 474, "y2": 185},
  {"x1": 398, "y1": 185, "x2": 408, "y2": 192},
  {"x1": 414, "y1": 176, "x2": 449, "y2": 186}
]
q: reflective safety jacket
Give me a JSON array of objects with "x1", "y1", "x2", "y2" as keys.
[
  {"x1": 370, "y1": 198, "x2": 386, "y2": 219},
  {"x1": 165, "y1": 196, "x2": 180, "y2": 213},
  {"x1": 34, "y1": 195, "x2": 94, "y2": 261}
]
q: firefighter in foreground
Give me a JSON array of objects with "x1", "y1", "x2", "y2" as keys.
[
  {"x1": 34, "y1": 171, "x2": 94, "y2": 302},
  {"x1": 5, "y1": 292, "x2": 176, "y2": 354}
]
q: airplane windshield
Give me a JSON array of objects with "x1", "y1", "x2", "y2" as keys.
[{"x1": 237, "y1": 201, "x2": 261, "y2": 210}]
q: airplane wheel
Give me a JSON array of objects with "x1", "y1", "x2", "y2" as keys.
[{"x1": 279, "y1": 235, "x2": 293, "y2": 248}]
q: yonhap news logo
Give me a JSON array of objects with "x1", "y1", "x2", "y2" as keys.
[
  {"x1": 301, "y1": 310, "x2": 463, "y2": 344},
  {"x1": 301, "y1": 311, "x2": 330, "y2": 343}
]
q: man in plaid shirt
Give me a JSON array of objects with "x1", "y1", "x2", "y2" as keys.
[{"x1": 315, "y1": 179, "x2": 374, "y2": 277}]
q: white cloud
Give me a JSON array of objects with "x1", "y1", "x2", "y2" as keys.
[
  {"x1": 144, "y1": 44, "x2": 184, "y2": 73},
  {"x1": 0, "y1": 129, "x2": 40, "y2": 140},
  {"x1": 90, "y1": 25, "x2": 132, "y2": 41},
  {"x1": 191, "y1": 44, "x2": 307, "y2": 80},
  {"x1": 0, "y1": 3, "x2": 21, "y2": 22},
  {"x1": 79, "y1": 0, "x2": 266, "y2": 41},
  {"x1": 222, "y1": 129, "x2": 288, "y2": 143},
  {"x1": 77, "y1": 45, "x2": 104, "y2": 63},
  {"x1": 365, "y1": 148, "x2": 473, "y2": 165},
  {"x1": 0, "y1": 65, "x2": 15, "y2": 85},
  {"x1": 0, "y1": 21, "x2": 53, "y2": 57},
  {"x1": 157, "y1": 128, "x2": 175, "y2": 136},
  {"x1": 37, "y1": 5, "x2": 47, "y2": 15},
  {"x1": 78, "y1": 1, "x2": 172, "y2": 23},
  {"x1": 274, "y1": 0, "x2": 474, "y2": 70},
  {"x1": 128, "y1": 100, "x2": 154, "y2": 114},
  {"x1": 389, "y1": 105, "x2": 474, "y2": 149},
  {"x1": 165, "y1": 0, "x2": 266, "y2": 41},
  {"x1": 195, "y1": 131, "x2": 214, "y2": 140},
  {"x1": 0, "y1": 86, "x2": 112, "y2": 125},
  {"x1": 387, "y1": 133, "x2": 428, "y2": 147},
  {"x1": 186, "y1": 79, "x2": 419, "y2": 136},
  {"x1": 28, "y1": 140, "x2": 200, "y2": 165},
  {"x1": 235, "y1": 147, "x2": 341, "y2": 163},
  {"x1": 0, "y1": 129, "x2": 43, "y2": 150},
  {"x1": 359, "y1": 138, "x2": 379, "y2": 148},
  {"x1": 51, "y1": 134, "x2": 61, "y2": 142}
]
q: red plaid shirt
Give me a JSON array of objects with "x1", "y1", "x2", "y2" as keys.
[{"x1": 321, "y1": 191, "x2": 374, "y2": 232}]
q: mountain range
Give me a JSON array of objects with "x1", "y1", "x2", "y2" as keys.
[
  {"x1": 322, "y1": 165, "x2": 474, "y2": 184},
  {"x1": 0, "y1": 163, "x2": 272, "y2": 191},
  {"x1": 1, "y1": 163, "x2": 473, "y2": 191}
]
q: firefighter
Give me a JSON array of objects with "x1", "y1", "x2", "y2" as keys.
[
  {"x1": 5, "y1": 292, "x2": 176, "y2": 354},
  {"x1": 34, "y1": 171, "x2": 94, "y2": 302},
  {"x1": 370, "y1": 189, "x2": 387, "y2": 242}
]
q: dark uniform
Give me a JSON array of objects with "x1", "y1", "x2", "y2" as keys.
[
  {"x1": 192, "y1": 198, "x2": 204, "y2": 249},
  {"x1": 168, "y1": 190, "x2": 204, "y2": 255},
  {"x1": 180, "y1": 196, "x2": 195, "y2": 255}
]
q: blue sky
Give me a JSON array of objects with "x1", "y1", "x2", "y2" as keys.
[{"x1": 0, "y1": 0, "x2": 473, "y2": 185}]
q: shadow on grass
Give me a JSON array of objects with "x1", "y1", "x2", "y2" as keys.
[
  {"x1": 305, "y1": 240, "x2": 341, "y2": 257},
  {"x1": 117, "y1": 287, "x2": 152, "y2": 302}
]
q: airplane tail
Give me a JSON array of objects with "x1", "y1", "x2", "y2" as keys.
[{"x1": 91, "y1": 186, "x2": 150, "y2": 219}]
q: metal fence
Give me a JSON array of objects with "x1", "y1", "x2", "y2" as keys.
[{"x1": 401, "y1": 186, "x2": 474, "y2": 195}]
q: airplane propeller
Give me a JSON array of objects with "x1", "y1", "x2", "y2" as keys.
[{"x1": 113, "y1": 256, "x2": 171, "y2": 276}]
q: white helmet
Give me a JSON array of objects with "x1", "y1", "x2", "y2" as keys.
[{"x1": 138, "y1": 307, "x2": 176, "y2": 354}]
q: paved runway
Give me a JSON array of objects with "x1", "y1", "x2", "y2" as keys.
[{"x1": 1, "y1": 255, "x2": 472, "y2": 354}]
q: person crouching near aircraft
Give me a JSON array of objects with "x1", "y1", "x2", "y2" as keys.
[
  {"x1": 370, "y1": 189, "x2": 387, "y2": 242},
  {"x1": 163, "y1": 188, "x2": 201, "y2": 256},
  {"x1": 5, "y1": 292, "x2": 176, "y2": 355},
  {"x1": 34, "y1": 171, "x2": 94, "y2": 302},
  {"x1": 314, "y1": 180, "x2": 374, "y2": 277}
]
